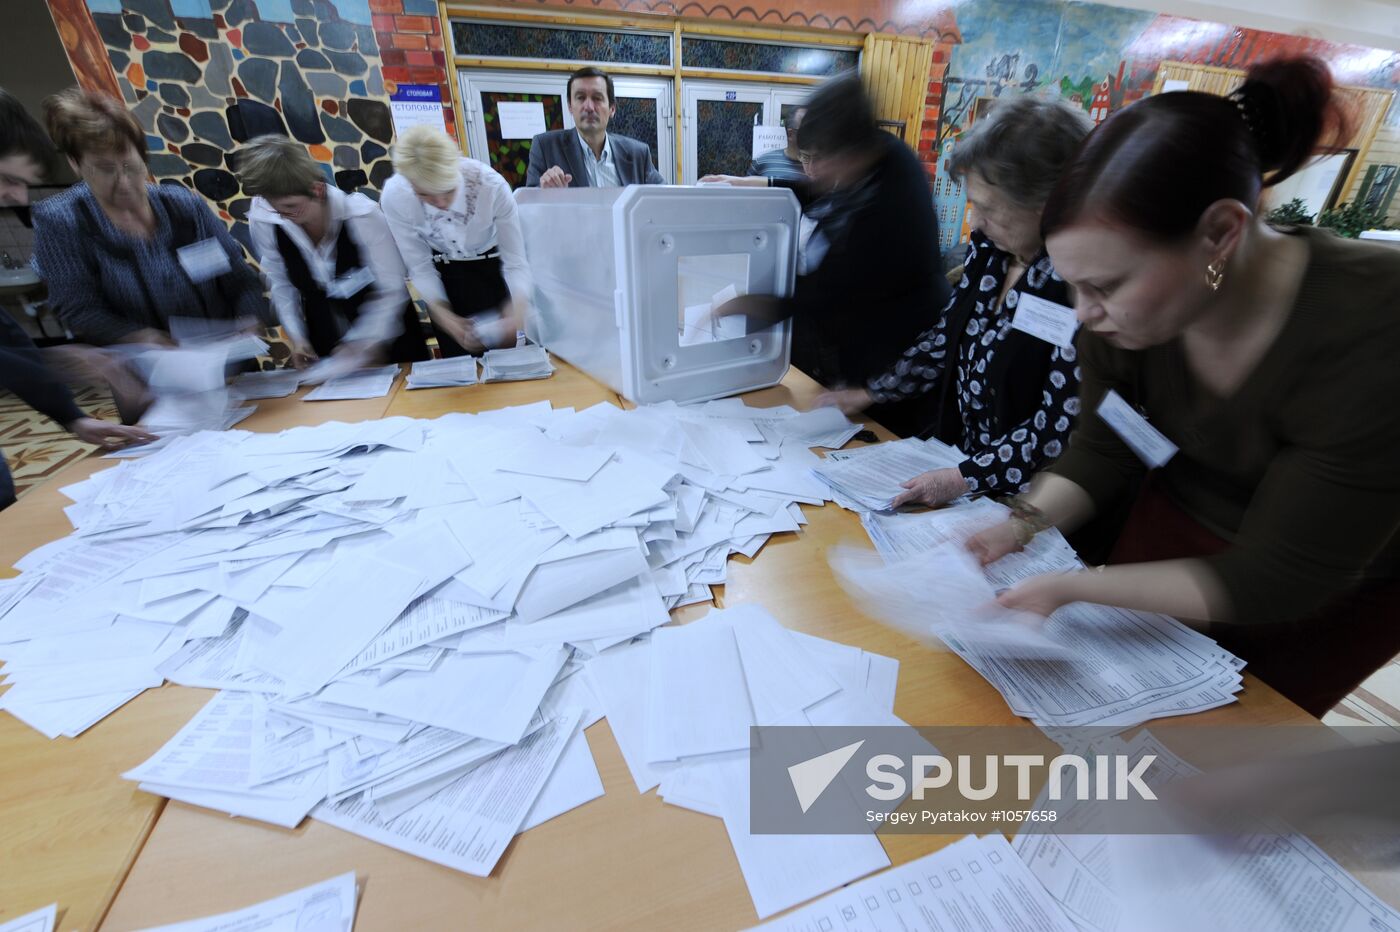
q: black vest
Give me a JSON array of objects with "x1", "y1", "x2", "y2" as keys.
[{"x1": 272, "y1": 218, "x2": 429, "y2": 363}]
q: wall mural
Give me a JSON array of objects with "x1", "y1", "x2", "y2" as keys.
[{"x1": 929, "y1": 0, "x2": 1400, "y2": 247}]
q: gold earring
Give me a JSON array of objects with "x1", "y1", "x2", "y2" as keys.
[{"x1": 1206, "y1": 259, "x2": 1226, "y2": 292}]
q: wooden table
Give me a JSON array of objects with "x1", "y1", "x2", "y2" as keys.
[{"x1": 0, "y1": 360, "x2": 1323, "y2": 931}]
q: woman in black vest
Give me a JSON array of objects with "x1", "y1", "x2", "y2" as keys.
[
  {"x1": 816, "y1": 96, "x2": 1093, "y2": 508},
  {"x1": 240, "y1": 135, "x2": 428, "y2": 367}
]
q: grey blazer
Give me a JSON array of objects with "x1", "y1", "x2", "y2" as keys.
[{"x1": 524, "y1": 129, "x2": 664, "y2": 187}]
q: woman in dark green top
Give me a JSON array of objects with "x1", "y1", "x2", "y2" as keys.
[{"x1": 967, "y1": 57, "x2": 1400, "y2": 716}]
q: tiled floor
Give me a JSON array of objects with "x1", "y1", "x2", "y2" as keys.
[
  {"x1": 2, "y1": 386, "x2": 1397, "y2": 727},
  {"x1": 0, "y1": 384, "x2": 118, "y2": 497}
]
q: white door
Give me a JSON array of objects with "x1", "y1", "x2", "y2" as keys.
[
  {"x1": 458, "y1": 70, "x2": 673, "y2": 187},
  {"x1": 610, "y1": 76, "x2": 674, "y2": 184},
  {"x1": 680, "y1": 81, "x2": 813, "y2": 184},
  {"x1": 680, "y1": 81, "x2": 770, "y2": 185}
]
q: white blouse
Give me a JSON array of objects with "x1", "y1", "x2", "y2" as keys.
[
  {"x1": 248, "y1": 186, "x2": 409, "y2": 350},
  {"x1": 379, "y1": 157, "x2": 533, "y2": 312}
]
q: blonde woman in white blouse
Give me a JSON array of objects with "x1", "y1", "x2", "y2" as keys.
[{"x1": 379, "y1": 125, "x2": 532, "y2": 356}]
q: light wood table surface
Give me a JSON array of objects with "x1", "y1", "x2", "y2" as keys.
[{"x1": 94, "y1": 366, "x2": 1332, "y2": 931}]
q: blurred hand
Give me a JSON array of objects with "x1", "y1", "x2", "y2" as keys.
[
  {"x1": 814, "y1": 388, "x2": 873, "y2": 416},
  {"x1": 966, "y1": 519, "x2": 1024, "y2": 566},
  {"x1": 699, "y1": 175, "x2": 765, "y2": 187},
  {"x1": 995, "y1": 572, "x2": 1077, "y2": 617},
  {"x1": 891, "y1": 467, "x2": 972, "y2": 509},
  {"x1": 334, "y1": 339, "x2": 383, "y2": 367},
  {"x1": 711, "y1": 294, "x2": 784, "y2": 329},
  {"x1": 436, "y1": 312, "x2": 485, "y2": 354},
  {"x1": 68, "y1": 416, "x2": 158, "y2": 450},
  {"x1": 289, "y1": 342, "x2": 319, "y2": 369},
  {"x1": 539, "y1": 166, "x2": 573, "y2": 189},
  {"x1": 124, "y1": 328, "x2": 175, "y2": 347}
]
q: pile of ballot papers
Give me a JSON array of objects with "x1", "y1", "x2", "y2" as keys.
[
  {"x1": 231, "y1": 368, "x2": 303, "y2": 400},
  {"x1": 405, "y1": 357, "x2": 478, "y2": 390},
  {"x1": 839, "y1": 496, "x2": 1246, "y2": 731},
  {"x1": 1012, "y1": 730, "x2": 1400, "y2": 932},
  {"x1": 0, "y1": 397, "x2": 904, "y2": 905},
  {"x1": 814, "y1": 436, "x2": 968, "y2": 511},
  {"x1": 304, "y1": 364, "x2": 401, "y2": 401},
  {"x1": 481, "y1": 345, "x2": 554, "y2": 382}
]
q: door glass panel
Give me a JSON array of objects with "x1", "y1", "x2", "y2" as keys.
[
  {"x1": 695, "y1": 99, "x2": 763, "y2": 178},
  {"x1": 480, "y1": 91, "x2": 566, "y2": 187},
  {"x1": 611, "y1": 96, "x2": 660, "y2": 170}
]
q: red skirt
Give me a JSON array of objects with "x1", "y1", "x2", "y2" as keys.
[{"x1": 1109, "y1": 482, "x2": 1400, "y2": 718}]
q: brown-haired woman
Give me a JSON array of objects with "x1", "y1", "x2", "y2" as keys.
[
  {"x1": 967, "y1": 57, "x2": 1400, "y2": 717},
  {"x1": 30, "y1": 88, "x2": 267, "y2": 354}
]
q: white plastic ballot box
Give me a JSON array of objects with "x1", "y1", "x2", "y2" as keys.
[{"x1": 515, "y1": 185, "x2": 799, "y2": 404}]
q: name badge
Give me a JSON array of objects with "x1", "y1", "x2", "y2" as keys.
[
  {"x1": 1097, "y1": 389, "x2": 1178, "y2": 468},
  {"x1": 176, "y1": 238, "x2": 232, "y2": 282},
  {"x1": 326, "y1": 266, "x2": 376, "y2": 299},
  {"x1": 1010, "y1": 294, "x2": 1079, "y2": 348}
]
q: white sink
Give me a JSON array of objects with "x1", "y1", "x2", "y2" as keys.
[{"x1": 0, "y1": 268, "x2": 39, "y2": 288}]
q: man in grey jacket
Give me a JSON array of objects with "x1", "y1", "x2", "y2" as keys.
[{"x1": 525, "y1": 67, "x2": 664, "y2": 188}]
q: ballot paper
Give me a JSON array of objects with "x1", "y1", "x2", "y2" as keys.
[
  {"x1": 406, "y1": 356, "x2": 478, "y2": 389},
  {"x1": 481, "y1": 345, "x2": 554, "y2": 382},
  {"x1": 1014, "y1": 732, "x2": 1400, "y2": 932},
  {"x1": 815, "y1": 437, "x2": 967, "y2": 511},
  {"x1": 138, "y1": 871, "x2": 357, "y2": 932},
  {"x1": 861, "y1": 496, "x2": 1081, "y2": 589},
  {"x1": 830, "y1": 543, "x2": 1074, "y2": 661},
  {"x1": 679, "y1": 282, "x2": 748, "y2": 347},
  {"x1": 0, "y1": 903, "x2": 55, "y2": 932},
  {"x1": 314, "y1": 711, "x2": 579, "y2": 877},
  {"x1": 231, "y1": 368, "x2": 304, "y2": 400},
  {"x1": 752, "y1": 834, "x2": 1079, "y2": 931},
  {"x1": 303, "y1": 364, "x2": 400, "y2": 401}
]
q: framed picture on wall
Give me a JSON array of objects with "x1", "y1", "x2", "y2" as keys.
[{"x1": 1263, "y1": 149, "x2": 1357, "y2": 218}]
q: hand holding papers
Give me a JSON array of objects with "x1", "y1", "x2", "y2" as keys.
[
  {"x1": 830, "y1": 542, "x2": 1073, "y2": 660},
  {"x1": 815, "y1": 437, "x2": 967, "y2": 511},
  {"x1": 680, "y1": 282, "x2": 747, "y2": 346},
  {"x1": 847, "y1": 497, "x2": 1245, "y2": 730}
]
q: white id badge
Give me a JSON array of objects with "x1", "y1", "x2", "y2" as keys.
[
  {"x1": 1097, "y1": 389, "x2": 1179, "y2": 468},
  {"x1": 176, "y1": 238, "x2": 232, "y2": 282},
  {"x1": 1010, "y1": 294, "x2": 1079, "y2": 348},
  {"x1": 326, "y1": 266, "x2": 376, "y2": 299}
]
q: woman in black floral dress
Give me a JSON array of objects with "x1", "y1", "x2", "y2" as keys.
[{"x1": 819, "y1": 96, "x2": 1093, "y2": 508}]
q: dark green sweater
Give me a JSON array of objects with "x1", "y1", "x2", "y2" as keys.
[{"x1": 1048, "y1": 226, "x2": 1400, "y2": 623}]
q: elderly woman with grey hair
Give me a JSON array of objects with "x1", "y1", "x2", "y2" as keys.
[{"x1": 818, "y1": 95, "x2": 1093, "y2": 507}]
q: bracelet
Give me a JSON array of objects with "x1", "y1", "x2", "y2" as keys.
[{"x1": 1003, "y1": 494, "x2": 1053, "y2": 546}]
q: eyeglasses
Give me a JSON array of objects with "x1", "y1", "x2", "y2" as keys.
[{"x1": 84, "y1": 160, "x2": 147, "y2": 181}]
